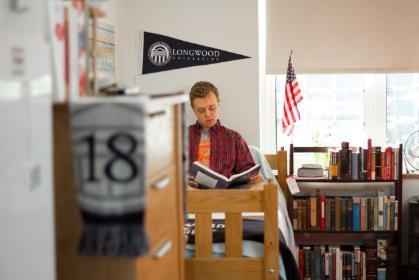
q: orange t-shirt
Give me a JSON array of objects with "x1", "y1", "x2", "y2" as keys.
[{"x1": 197, "y1": 137, "x2": 210, "y2": 167}]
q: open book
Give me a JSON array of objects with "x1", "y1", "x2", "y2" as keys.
[{"x1": 190, "y1": 161, "x2": 261, "y2": 189}]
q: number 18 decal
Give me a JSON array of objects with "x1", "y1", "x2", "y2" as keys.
[{"x1": 81, "y1": 132, "x2": 139, "y2": 183}]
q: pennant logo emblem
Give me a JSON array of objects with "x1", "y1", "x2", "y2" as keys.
[
  {"x1": 148, "y1": 42, "x2": 171, "y2": 66},
  {"x1": 141, "y1": 31, "x2": 250, "y2": 74}
]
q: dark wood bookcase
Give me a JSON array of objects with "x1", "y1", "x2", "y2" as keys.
[
  {"x1": 408, "y1": 198, "x2": 419, "y2": 278},
  {"x1": 288, "y1": 144, "x2": 403, "y2": 278}
]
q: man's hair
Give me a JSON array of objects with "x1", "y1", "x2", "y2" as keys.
[{"x1": 189, "y1": 81, "x2": 219, "y2": 107}]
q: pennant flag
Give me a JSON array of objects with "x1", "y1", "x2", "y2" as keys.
[
  {"x1": 140, "y1": 31, "x2": 250, "y2": 74},
  {"x1": 281, "y1": 55, "x2": 303, "y2": 136}
]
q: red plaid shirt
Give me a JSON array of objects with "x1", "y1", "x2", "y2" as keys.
[{"x1": 189, "y1": 120, "x2": 256, "y2": 178}]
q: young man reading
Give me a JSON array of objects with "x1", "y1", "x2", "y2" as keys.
[{"x1": 188, "y1": 81, "x2": 262, "y2": 187}]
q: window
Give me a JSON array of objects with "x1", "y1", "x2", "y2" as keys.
[
  {"x1": 386, "y1": 74, "x2": 419, "y2": 146},
  {"x1": 261, "y1": 73, "x2": 419, "y2": 173},
  {"x1": 275, "y1": 74, "x2": 366, "y2": 149}
]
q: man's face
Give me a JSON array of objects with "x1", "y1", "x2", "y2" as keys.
[{"x1": 192, "y1": 91, "x2": 219, "y2": 129}]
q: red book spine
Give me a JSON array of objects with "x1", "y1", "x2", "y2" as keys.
[
  {"x1": 320, "y1": 195, "x2": 326, "y2": 231},
  {"x1": 385, "y1": 147, "x2": 393, "y2": 180},
  {"x1": 64, "y1": 6, "x2": 70, "y2": 102},
  {"x1": 299, "y1": 248, "x2": 304, "y2": 278},
  {"x1": 367, "y1": 139, "x2": 372, "y2": 180},
  {"x1": 381, "y1": 151, "x2": 385, "y2": 180}
]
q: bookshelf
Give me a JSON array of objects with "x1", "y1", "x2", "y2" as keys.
[
  {"x1": 408, "y1": 198, "x2": 419, "y2": 278},
  {"x1": 289, "y1": 144, "x2": 403, "y2": 279}
]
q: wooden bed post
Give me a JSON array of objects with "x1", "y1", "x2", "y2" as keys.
[
  {"x1": 263, "y1": 180, "x2": 279, "y2": 279},
  {"x1": 277, "y1": 147, "x2": 288, "y2": 199}
]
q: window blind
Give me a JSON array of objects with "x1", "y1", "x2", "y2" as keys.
[{"x1": 266, "y1": 0, "x2": 419, "y2": 74}]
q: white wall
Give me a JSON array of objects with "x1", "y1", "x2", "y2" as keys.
[
  {"x1": 0, "y1": 1, "x2": 259, "y2": 278},
  {"x1": 114, "y1": 0, "x2": 260, "y2": 146},
  {"x1": 0, "y1": 1, "x2": 55, "y2": 280}
]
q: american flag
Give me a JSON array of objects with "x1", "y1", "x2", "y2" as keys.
[{"x1": 281, "y1": 55, "x2": 303, "y2": 136}]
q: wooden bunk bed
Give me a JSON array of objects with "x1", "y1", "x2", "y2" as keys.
[{"x1": 185, "y1": 181, "x2": 279, "y2": 280}]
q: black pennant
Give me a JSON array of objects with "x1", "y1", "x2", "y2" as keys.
[{"x1": 141, "y1": 31, "x2": 250, "y2": 75}]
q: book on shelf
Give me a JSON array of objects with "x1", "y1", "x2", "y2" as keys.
[
  {"x1": 325, "y1": 139, "x2": 400, "y2": 181},
  {"x1": 365, "y1": 240, "x2": 377, "y2": 278},
  {"x1": 378, "y1": 191, "x2": 384, "y2": 230},
  {"x1": 360, "y1": 197, "x2": 366, "y2": 231},
  {"x1": 320, "y1": 194, "x2": 326, "y2": 231},
  {"x1": 330, "y1": 152, "x2": 338, "y2": 180},
  {"x1": 88, "y1": 20, "x2": 116, "y2": 93},
  {"x1": 371, "y1": 146, "x2": 376, "y2": 180},
  {"x1": 351, "y1": 150, "x2": 359, "y2": 180},
  {"x1": 335, "y1": 196, "x2": 341, "y2": 231},
  {"x1": 48, "y1": 1, "x2": 88, "y2": 102},
  {"x1": 377, "y1": 238, "x2": 388, "y2": 268},
  {"x1": 347, "y1": 198, "x2": 353, "y2": 231},
  {"x1": 339, "y1": 141, "x2": 350, "y2": 179},
  {"x1": 384, "y1": 147, "x2": 393, "y2": 180},
  {"x1": 296, "y1": 243, "x2": 394, "y2": 280},
  {"x1": 298, "y1": 163, "x2": 325, "y2": 177},
  {"x1": 341, "y1": 198, "x2": 347, "y2": 231},
  {"x1": 298, "y1": 247, "x2": 304, "y2": 277},
  {"x1": 353, "y1": 197, "x2": 361, "y2": 231},
  {"x1": 310, "y1": 196, "x2": 317, "y2": 230},
  {"x1": 48, "y1": 1, "x2": 66, "y2": 101},
  {"x1": 293, "y1": 192, "x2": 399, "y2": 232},
  {"x1": 189, "y1": 161, "x2": 260, "y2": 189},
  {"x1": 375, "y1": 146, "x2": 382, "y2": 180},
  {"x1": 367, "y1": 139, "x2": 372, "y2": 180},
  {"x1": 377, "y1": 267, "x2": 387, "y2": 280}
]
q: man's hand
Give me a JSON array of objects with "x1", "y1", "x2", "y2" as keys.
[
  {"x1": 248, "y1": 174, "x2": 264, "y2": 184},
  {"x1": 188, "y1": 175, "x2": 199, "y2": 188}
]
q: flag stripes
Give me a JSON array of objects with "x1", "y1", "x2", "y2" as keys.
[{"x1": 281, "y1": 55, "x2": 303, "y2": 136}]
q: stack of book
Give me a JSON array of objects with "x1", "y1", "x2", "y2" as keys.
[{"x1": 298, "y1": 163, "x2": 325, "y2": 178}]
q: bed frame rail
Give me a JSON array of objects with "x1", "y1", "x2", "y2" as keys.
[{"x1": 185, "y1": 181, "x2": 278, "y2": 280}]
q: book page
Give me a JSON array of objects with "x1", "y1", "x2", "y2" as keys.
[
  {"x1": 195, "y1": 171, "x2": 218, "y2": 188},
  {"x1": 191, "y1": 161, "x2": 229, "y2": 181},
  {"x1": 229, "y1": 164, "x2": 261, "y2": 181},
  {"x1": 190, "y1": 161, "x2": 260, "y2": 189}
]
